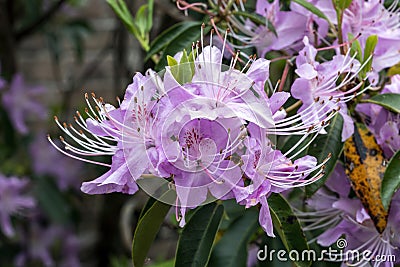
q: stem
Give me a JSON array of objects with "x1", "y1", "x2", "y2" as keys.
[
  {"x1": 333, "y1": 0, "x2": 346, "y2": 55},
  {"x1": 285, "y1": 100, "x2": 302, "y2": 113},
  {"x1": 278, "y1": 60, "x2": 291, "y2": 92},
  {"x1": 176, "y1": 0, "x2": 213, "y2": 16}
]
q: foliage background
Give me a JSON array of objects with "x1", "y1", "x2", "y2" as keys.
[{"x1": 0, "y1": 0, "x2": 190, "y2": 266}]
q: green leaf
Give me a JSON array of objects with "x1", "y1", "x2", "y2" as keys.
[
  {"x1": 348, "y1": 33, "x2": 362, "y2": 63},
  {"x1": 361, "y1": 34, "x2": 378, "y2": 77},
  {"x1": 167, "y1": 55, "x2": 178, "y2": 67},
  {"x1": 388, "y1": 62, "x2": 400, "y2": 76},
  {"x1": 305, "y1": 114, "x2": 344, "y2": 197},
  {"x1": 232, "y1": 11, "x2": 277, "y2": 37},
  {"x1": 146, "y1": 21, "x2": 203, "y2": 61},
  {"x1": 178, "y1": 50, "x2": 194, "y2": 84},
  {"x1": 168, "y1": 50, "x2": 195, "y2": 85},
  {"x1": 381, "y1": 150, "x2": 400, "y2": 210},
  {"x1": 268, "y1": 194, "x2": 311, "y2": 267},
  {"x1": 106, "y1": 0, "x2": 137, "y2": 34},
  {"x1": 149, "y1": 259, "x2": 175, "y2": 267},
  {"x1": 335, "y1": 0, "x2": 353, "y2": 10},
  {"x1": 134, "y1": 4, "x2": 148, "y2": 38},
  {"x1": 208, "y1": 208, "x2": 259, "y2": 267},
  {"x1": 364, "y1": 93, "x2": 400, "y2": 114},
  {"x1": 146, "y1": 0, "x2": 154, "y2": 33},
  {"x1": 219, "y1": 199, "x2": 246, "y2": 230},
  {"x1": 107, "y1": 0, "x2": 150, "y2": 50},
  {"x1": 180, "y1": 49, "x2": 190, "y2": 64},
  {"x1": 155, "y1": 25, "x2": 210, "y2": 71},
  {"x1": 174, "y1": 202, "x2": 224, "y2": 267},
  {"x1": 292, "y1": 0, "x2": 332, "y2": 24},
  {"x1": 132, "y1": 192, "x2": 173, "y2": 267}
]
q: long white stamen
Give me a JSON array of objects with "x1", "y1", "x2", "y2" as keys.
[{"x1": 48, "y1": 135, "x2": 112, "y2": 167}]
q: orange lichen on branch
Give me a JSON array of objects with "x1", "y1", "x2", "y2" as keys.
[{"x1": 344, "y1": 123, "x2": 388, "y2": 233}]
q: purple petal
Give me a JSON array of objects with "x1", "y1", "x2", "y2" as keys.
[
  {"x1": 268, "y1": 92, "x2": 290, "y2": 115},
  {"x1": 295, "y1": 63, "x2": 318, "y2": 79},
  {"x1": 259, "y1": 196, "x2": 275, "y2": 237}
]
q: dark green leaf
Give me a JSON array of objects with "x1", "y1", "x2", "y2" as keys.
[
  {"x1": 138, "y1": 196, "x2": 157, "y2": 220},
  {"x1": 132, "y1": 191, "x2": 173, "y2": 267},
  {"x1": 381, "y1": 150, "x2": 400, "y2": 210},
  {"x1": 155, "y1": 25, "x2": 210, "y2": 71},
  {"x1": 268, "y1": 194, "x2": 310, "y2": 267},
  {"x1": 175, "y1": 202, "x2": 224, "y2": 267},
  {"x1": 305, "y1": 114, "x2": 344, "y2": 196},
  {"x1": 146, "y1": 21, "x2": 203, "y2": 61},
  {"x1": 208, "y1": 208, "x2": 259, "y2": 267},
  {"x1": 292, "y1": 0, "x2": 331, "y2": 23},
  {"x1": 281, "y1": 135, "x2": 310, "y2": 160},
  {"x1": 219, "y1": 199, "x2": 246, "y2": 230},
  {"x1": 364, "y1": 93, "x2": 400, "y2": 114}
]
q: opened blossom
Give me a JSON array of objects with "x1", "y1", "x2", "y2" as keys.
[
  {"x1": 50, "y1": 39, "x2": 337, "y2": 235},
  {"x1": 291, "y1": 0, "x2": 400, "y2": 73},
  {"x1": 341, "y1": 0, "x2": 400, "y2": 72},
  {"x1": 295, "y1": 164, "x2": 400, "y2": 266},
  {"x1": 291, "y1": 37, "x2": 367, "y2": 141},
  {"x1": 227, "y1": 0, "x2": 307, "y2": 57}
]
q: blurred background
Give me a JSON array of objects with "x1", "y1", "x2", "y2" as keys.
[{"x1": 0, "y1": 0, "x2": 190, "y2": 266}]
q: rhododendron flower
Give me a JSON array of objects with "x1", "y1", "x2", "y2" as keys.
[
  {"x1": 0, "y1": 175, "x2": 35, "y2": 237},
  {"x1": 341, "y1": 0, "x2": 400, "y2": 72},
  {"x1": 228, "y1": 0, "x2": 307, "y2": 57},
  {"x1": 50, "y1": 38, "x2": 337, "y2": 235},
  {"x1": 240, "y1": 123, "x2": 328, "y2": 236},
  {"x1": 295, "y1": 164, "x2": 400, "y2": 266},
  {"x1": 291, "y1": 37, "x2": 368, "y2": 141},
  {"x1": 292, "y1": 0, "x2": 400, "y2": 73}
]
